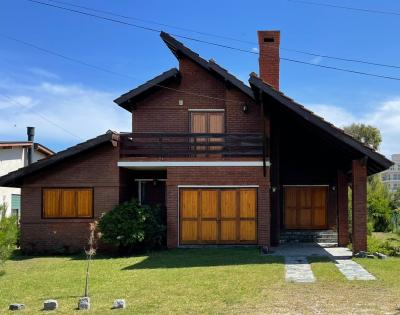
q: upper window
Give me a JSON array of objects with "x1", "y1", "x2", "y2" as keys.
[{"x1": 43, "y1": 188, "x2": 93, "y2": 218}]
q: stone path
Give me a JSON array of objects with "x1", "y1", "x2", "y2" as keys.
[
  {"x1": 334, "y1": 259, "x2": 376, "y2": 280},
  {"x1": 285, "y1": 256, "x2": 315, "y2": 283},
  {"x1": 270, "y1": 243, "x2": 376, "y2": 283}
]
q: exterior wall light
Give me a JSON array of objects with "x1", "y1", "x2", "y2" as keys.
[{"x1": 242, "y1": 103, "x2": 249, "y2": 113}]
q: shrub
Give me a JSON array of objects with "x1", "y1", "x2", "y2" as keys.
[
  {"x1": 0, "y1": 204, "x2": 19, "y2": 267},
  {"x1": 98, "y1": 200, "x2": 165, "y2": 254},
  {"x1": 367, "y1": 236, "x2": 400, "y2": 257}
]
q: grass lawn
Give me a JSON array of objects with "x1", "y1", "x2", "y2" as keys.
[{"x1": 1, "y1": 248, "x2": 400, "y2": 314}]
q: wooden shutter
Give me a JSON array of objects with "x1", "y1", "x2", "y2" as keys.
[
  {"x1": 208, "y1": 113, "x2": 224, "y2": 154},
  {"x1": 61, "y1": 189, "x2": 77, "y2": 217},
  {"x1": 43, "y1": 189, "x2": 61, "y2": 218},
  {"x1": 77, "y1": 189, "x2": 93, "y2": 217},
  {"x1": 43, "y1": 188, "x2": 93, "y2": 218}
]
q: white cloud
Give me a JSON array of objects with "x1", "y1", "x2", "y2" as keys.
[
  {"x1": 251, "y1": 47, "x2": 259, "y2": 53},
  {"x1": 27, "y1": 68, "x2": 60, "y2": 80},
  {"x1": 308, "y1": 99, "x2": 400, "y2": 158},
  {"x1": 0, "y1": 74, "x2": 131, "y2": 151}
]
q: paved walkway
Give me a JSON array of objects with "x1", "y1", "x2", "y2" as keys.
[
  {"x1": 270, "y1": 243, "x2": 375, "y2": 283},
  {"x1": 285, "y1": 256, "x2": 315, "y2": 283},
  {"x1": 335, "y1": 259, "x2": 376, "y2": 280}
]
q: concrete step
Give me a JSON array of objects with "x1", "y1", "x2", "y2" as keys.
[{"x1": 280, "y1": 230, "x2": 338, "y2": 243}]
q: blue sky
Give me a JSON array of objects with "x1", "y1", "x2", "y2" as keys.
[{"x1": 1, "y1": 0, "x2": 400, "y2": 157}]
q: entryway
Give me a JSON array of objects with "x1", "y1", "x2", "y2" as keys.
[
  {"x1": 179, "y1": 187, "x2": 257, "y2": 245},
  {"x1": 284, "y1": 186, "x2": 328, "y2": 229}
]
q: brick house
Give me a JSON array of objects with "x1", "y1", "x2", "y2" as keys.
[{"x1": 0, "y1": 30, "x2": 392, "y2": 254}]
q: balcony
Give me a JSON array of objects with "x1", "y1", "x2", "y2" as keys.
[{"x1": 119, "y1": 132, "x2": 267, "y2": 160}]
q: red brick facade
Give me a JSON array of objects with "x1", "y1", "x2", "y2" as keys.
[
  {"x1": 20, "y1": 143, "x2": 121, "y2": 253},
  {"x1": 352, "y1": 159, "x2": 368, "y2": 252}
]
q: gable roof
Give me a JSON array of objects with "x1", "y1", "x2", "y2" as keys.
[
  {"x1": 0, "y1": 131, "x2": 118, "y2": 187},
  {"x1": 0, "y1": 142, "x2": 54, "y2": 156},
  {"x1": 249, "y1": 74, "x2": 393, "y2": 174},
  {"x1": 160, "y1": 32, "x2": 254, "y2": 100},
  {"x1": 114, "y1": 68, "x2": 180, "y2": 111}
]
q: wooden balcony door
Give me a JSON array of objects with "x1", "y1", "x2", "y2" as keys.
[
  {"x1": 190, "y1": 111, "x2": 224, "y2": 156},
  {"x1": 284, "y1": 186, "x2": 328, "y2": 229}
]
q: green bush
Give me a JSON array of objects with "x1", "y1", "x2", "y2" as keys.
[
  {"x1": 367, "y1": 236, "x2": 400, "y2": 257},
  {"x1": 98, "y1": 199, "x2": 165, "y2": 254},
  {"x1": 0, "y1": 204, "x2": 19, "y2": 267}
]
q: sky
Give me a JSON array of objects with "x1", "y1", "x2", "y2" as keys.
[{"x1": 1, "y1": 0, "x2": 400, "y2": 158}]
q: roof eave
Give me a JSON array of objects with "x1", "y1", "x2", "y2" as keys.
[{"x1": 249, "y1": 75, "x2": 393, "y2": 173}]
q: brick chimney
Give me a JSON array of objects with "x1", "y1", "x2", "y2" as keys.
[{"x1": 258, "y1": 30, "x2": 280, "y2": 90}]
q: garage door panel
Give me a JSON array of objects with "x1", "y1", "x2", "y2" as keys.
[
  {"x1": 181, "y1": 190, "x2": 198, "y2": 218},
  {"x1": 220, "y1": 220, "x2": 236, "y2": 241},
  {"x1": 180, "y1": 188, "x2": 257, "y2": 244},
  {"x1": 220, "y1": 190, "x2": 237, "y2": 218},
  {"x1": 239, "y1": 189, "x2": 256, "y2": 218},
  {"x1": 201, "y1": 190, "x2": 218, "y2": 218},
  {"x1": 181, "y1": 221, "x2": 198, "y2": 242},
  {"x1": 240, "y1": 221, "x2": 256, "y2": 241},
  {"x1": 201, "y1": 221, "x2": 217, "y2": 241}
]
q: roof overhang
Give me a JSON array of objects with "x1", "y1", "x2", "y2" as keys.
[
  {"x1": 0, "y1": 132, "x2": 118, "y2": 187},
  {"x1": 113, "y1": 68, "x2": 181, "y2": 112},
  {"x1": 249, "y1": 74, "x2": 393, "y2": 175}
]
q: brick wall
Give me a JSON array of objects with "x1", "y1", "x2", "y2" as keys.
[
  {"x1": 352, "y1": 159, "x2": 368, "y2": 252},
  {"x1": 166, "y1": 166, "x2": 270, "y2": 248},
  {"x1": 133, "y1": 57, "x2": 264, "y2": 135},
  {"x1": 20, "y1": 143, "x2": 121, "y2": 253}
]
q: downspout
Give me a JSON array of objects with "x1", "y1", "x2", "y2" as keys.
[{"x1": 27, "y1": 126, "x2": 35, "y2": 165}]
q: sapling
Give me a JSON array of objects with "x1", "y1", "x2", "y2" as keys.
[{"x1": 83, "y1": 222, "x2": 98, "y2": 297}]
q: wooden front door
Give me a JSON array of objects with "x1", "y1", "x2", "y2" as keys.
[
  {"x1": 180, "y1": 188, "x2": 257, "y2": 244},
  {"x1": 284, "y1": 186, "x2": 328, "y2": 229}
]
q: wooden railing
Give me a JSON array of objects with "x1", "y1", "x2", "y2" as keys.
[{"x1": 120, "y1": 132, "x2": 267, "y2": 158}]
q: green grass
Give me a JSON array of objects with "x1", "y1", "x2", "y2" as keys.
[{"x1": 1, "y1": 249, "x2": 400, "y2": 314}]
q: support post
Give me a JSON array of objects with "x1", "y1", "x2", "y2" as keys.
[
  {"x1": 337, "y1": 170, "x2": 349, "y2": 247},
  {"x1": 352, "y1": 158, "x2": 368, "y2": 253}
]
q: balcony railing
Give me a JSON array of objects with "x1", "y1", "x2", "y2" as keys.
[{"x1": 120, "y1": 132, "x2": 266, "y2": 158}]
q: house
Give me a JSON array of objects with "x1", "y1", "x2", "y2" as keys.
[
  {"x1": 0, "y1": 127, "x2": 54, "y2": 217},
  {"x1": 381, "y1": 154, "x2": 400, "y2": 192},
  {"x1": 0, "y1": 31, "x2": 392, "y2": 254}
]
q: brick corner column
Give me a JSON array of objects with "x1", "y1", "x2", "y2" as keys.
[
  {"x1": 258, "y1": 184, "x2": 271, "y2": 248},
  {"x1": 166, "y1": 183, "x2": 178, "y2": 249},
  {"x1": 337, "y1": 170, "x2": 349, "y2": 247},
  {"x1": 352, "y1": 159, "x2": 368, "y2": 253}
]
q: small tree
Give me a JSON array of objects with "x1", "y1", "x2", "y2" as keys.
[
  {"x1": 98, "y1": 199, "x2": 165, "y2": 254},
  {"x1": 84, "y1": 222, "x2": 98, "y2": 297},
  {"x1": 0, "y1": 203, "x2": 18, "y2": 269},
  {"x1": 367, "y1": 176, "x2": 392, "y2": 232},
  {"x1": 343, "y1": 123, "x2": 382, "y2": 150}
]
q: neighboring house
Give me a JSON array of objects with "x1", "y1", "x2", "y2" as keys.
[
  {"x1": 0, "y1": 127, "x2": 54, "y2": 217},
  {"x1": 381, "y1": 154, "x2": 400, "y2": 192},
  {"x1": 0, "y1": 31, "x2": 392, "y2": 254}
]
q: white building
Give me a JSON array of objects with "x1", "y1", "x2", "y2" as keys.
[
  {"x1": 381, "y1": 154, "x2": 400, "y2": 192},
  {"x1": 0, "y1": 128, "x2": 53, "y2": 217}
]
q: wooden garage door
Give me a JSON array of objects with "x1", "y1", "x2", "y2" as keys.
[
  {"x1": 180, "y1": 188, "x2": 257, "y2": 244},
  {"x1": 284, "y1": 186, "x2": 327, "y2": 229}
]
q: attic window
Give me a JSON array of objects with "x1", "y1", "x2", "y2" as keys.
[{"x1": 264, "y1": 37, "x2": 274, "y2": 43}]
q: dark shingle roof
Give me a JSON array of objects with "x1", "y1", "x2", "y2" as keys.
[
  {"x1": 114, "y1": 68, "x2": 180, "y2": 111},
  {"x1": 0, "y1": 131, "x2": 118, "y2": 187},
  {"x1": 249, "y1": 74, "x2": 393, "y2": 173}
]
